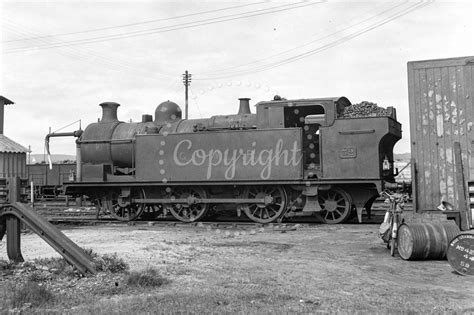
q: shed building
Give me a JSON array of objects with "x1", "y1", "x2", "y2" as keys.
[
  {"x1": 0, "y1": 96, "x2": 27, "y2": 178},
  {"x1": 408, "y1": 56, "x2": 473, "y2": 227}
]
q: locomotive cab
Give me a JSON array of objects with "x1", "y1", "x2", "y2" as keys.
[{"x1": 256, "y1": 97, "x2": 351, "y2": 175}]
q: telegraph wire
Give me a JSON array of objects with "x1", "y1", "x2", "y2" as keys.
[
  {"x1": 3, "y1": 19, "x2": 179, "y2": 83},
  {"x1": 3, "y1": 1, "x2": 325, "y2": 53},
  {"x1": 198, "y1": 1, "x2": 407, "y2": 76},
  {"x1": 249, "y1": 1, "x2": 433, "y2": 73},
  {"x1": 194, "y1": 1, "x2": 432, "y2": 80},
  {"x1": 197, "y1": 1, "x2": 430, "y2": 79},
  {"x1": 2, "y1": 2, "x2": 267, "y2": 43},
  {"x1": 4, "y1": 1, "x2": 318, "y2": 52},
  {"x1": 3, "y1": 22, "x2": 175, "y2": 83},
  {"x1": 3, "y1": 21, "x2": 184, "y2": 92},
  {"x1": 196, "y1": 1, "x2": 423, "y2": 79}
]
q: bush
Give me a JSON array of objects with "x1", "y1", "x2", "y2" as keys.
[
  {"x1": 11, "y1": 281, "x2": 55, "y2": 308},
  {"x1": 126, "y1": 267, "x2": 169, "y2": 287},
  {"x1": 0, "y1": 259, "x2": 16, "y2": 270},
  {"x1": 93, "y1": 253, "x2": 129, "y2": 273},
  {"x1": 33, "y1": 248, "x2": 129, "y2": 275},
  {"x1": 27, "y1": 270, "x2": 52, "y2": 282}
]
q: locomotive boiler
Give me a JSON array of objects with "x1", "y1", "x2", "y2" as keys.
[{"x1": 63, "y1": 96, "x2": 401, "y2": 224}]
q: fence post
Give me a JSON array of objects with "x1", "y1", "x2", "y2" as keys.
[
  {"x1": 30, "y1": 181, "x2": 34, "y2": 207},
  {"x1": 6, "y1": 177, "x2": 24, "y2": 262}
]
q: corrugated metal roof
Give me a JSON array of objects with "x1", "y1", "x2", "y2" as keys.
[
  {"x1": 0, "y1": 134, "x2": 28, "y2": 153},
  {"x1": 0, "y1": 96, "x2": 14, "y2": 105}
]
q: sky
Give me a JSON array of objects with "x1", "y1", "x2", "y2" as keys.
[{"x1": 0, "y1": 0, "x2": 473, "y2": 156}]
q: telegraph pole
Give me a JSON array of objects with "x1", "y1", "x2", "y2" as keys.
[{"x1": 182, "y1": 70, "x2": 192, "y2": 119}]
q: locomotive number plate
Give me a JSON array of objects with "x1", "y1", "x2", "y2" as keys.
[{"x1": 339, "y1": 147, "x2": 357, "y2": 159}]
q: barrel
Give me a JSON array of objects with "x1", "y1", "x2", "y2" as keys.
[
  {"x1": 447, "y1": 234, "x2": 474, "y2": 276},
  {"x1": 397, "y1": 221, "x2": 460, "y2": 260}
]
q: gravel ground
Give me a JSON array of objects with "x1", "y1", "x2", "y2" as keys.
[{"x1": 1, "y1": 223, "x2": 473, "y2": 313}]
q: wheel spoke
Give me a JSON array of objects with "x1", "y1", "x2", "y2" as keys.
[
  {"x1": 318, "y1": 188, "x2": 352, "y2": 224},
  {"x1": 242, "y1": 186, "x2": 287, "y2": 223},
  {"x1": 264, "y1": 209, "x2": 270, "y2": 219},
  {"x1": 266, "y1": 188, "x2": 276, "y2": 195},
  {"x1": 168, "y1": 187, "x2": 208, "y2": 222},
  {"x1": 268, "y1": 205, "x2": 277, "y2": 214}
]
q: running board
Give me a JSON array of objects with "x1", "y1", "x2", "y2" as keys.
[{"x1": 0, "y1": 202, "x2": 96, "y2": 275}]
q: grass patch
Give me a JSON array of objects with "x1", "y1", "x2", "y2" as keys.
[
  {"x1": 10, "y1": 281, "x2": 55, "y2": 309},
  {"x1": 90, "y1": 251, "x2": 129, "y2": 273},
  {"x1": 0, "y1": 259, "x2": 16, "y2": 270},
  {"x1": 32, "y1": 256, "x2": 76, "y2": 277},
  {"x1": 126, "y1": 267, "x2": 169, "y2": 287},
  {"x1": 31, "y1": 249, "x2": 130, "y2": 276}
]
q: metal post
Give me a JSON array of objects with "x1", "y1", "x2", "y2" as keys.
[
  {"x1": 454, "y1": 142, "x2": 469, "y2": 231},
  {"x1": 76, "y1": 142, "x2": 82, "y2": 182},
  {"x1": 6, "y1": 177, "x2": 24, "y2": 262},
  {"x1": 6, "y1": 215, "x2": 24, "y2": 262},
  {"x1": 182, "y1": 70, "x2": 192, "y2": 119},
  {"x1": 30, "y1": 181, "x2": 34, "y2": 207}
]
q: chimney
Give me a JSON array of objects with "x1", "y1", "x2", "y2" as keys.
[
  {"x1": 0, "y1": 96, "x2": 14, "y2": 134},
  {"x1": 99, "y1": 102, "x2": 120, "y2": 123},
  {"x1": 238, "y1": 98, "x2": 251, "y2": 115},
  {"x1": 142, "y1": 114, "x2": 153, "y2": 123}
]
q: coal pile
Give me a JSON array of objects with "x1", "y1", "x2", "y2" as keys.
[{"x1": 341, "y1": 101, "x2": 393, "y2": 118}]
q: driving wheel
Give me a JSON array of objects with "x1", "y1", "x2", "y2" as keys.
[
  {"x1": 318, "y1": 187, "x2": 352, "y2": 224},
  {"x1": 104, "y1": 188, "x2": 145, "y2": 222},
  {"x1": 168, "y1": 186, "x2": 209, "y2": 222},
  {"x1": 243, "y1": 185, "x2": 287, "y2": 224}
]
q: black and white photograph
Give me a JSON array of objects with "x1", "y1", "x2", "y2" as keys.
[{"x1": 0, "y1": 0, "x2": 473, "y2": 313}]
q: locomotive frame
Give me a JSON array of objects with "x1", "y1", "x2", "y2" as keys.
[{"x1": 62, "y1": 96, "x2": 401, "y2": 224}]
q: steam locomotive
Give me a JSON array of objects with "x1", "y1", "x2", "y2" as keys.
[{"x1": 62, "y1": 96, "x2": 401, "y2": 224}]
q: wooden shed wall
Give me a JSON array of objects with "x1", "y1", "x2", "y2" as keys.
[
  {"x1": 408, "y1": 56, "x2": 474, "y2": 211},
  {"x1": 0, "y1": 152, "x2": 27, "y2": 178}
]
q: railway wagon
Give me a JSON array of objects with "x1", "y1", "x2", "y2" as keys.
[
  {"x1": 64, "y1": 96, "x2": 401, "y2": 224},
  {"x1": 27, "y1": 163, "x2": 75, "y2": 199}
]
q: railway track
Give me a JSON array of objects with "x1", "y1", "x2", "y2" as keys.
[{"x1": 27, "y1": 199, "x2": 413, "y2": 227}]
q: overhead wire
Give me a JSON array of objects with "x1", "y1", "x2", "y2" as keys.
[
  {"x1": 194, "y1": 1, "x2": 433, "y2": 80},
  {"x1": 2, "y1": 1, "x2": 432, "y2": 93},
  {"x1": 52, "y1": 120, "x2": 82, "y2": 133},
  {"x1": 198, "y1": 1, "x2": 407, "y2": 76},
  {"x1": 3, "y1": 1, "x2": 325, "y2": 53},
  {"x1": 3, "y1": 19, "x2": 180, "y2": 84},
  {"x1": 2, "y1": 1, "x2": 267, "y2": 43}
]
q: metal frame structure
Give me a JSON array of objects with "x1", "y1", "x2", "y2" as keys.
[{"x1": 0, "y1": 177, "x2": 96, "y2": 275}]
